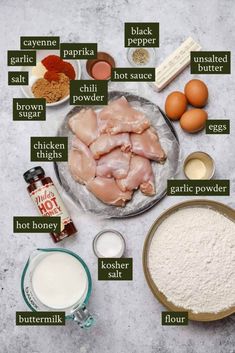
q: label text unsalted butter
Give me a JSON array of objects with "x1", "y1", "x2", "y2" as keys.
[{"x1": 191, "y1": 51, "x2": 231, "y2": 74}]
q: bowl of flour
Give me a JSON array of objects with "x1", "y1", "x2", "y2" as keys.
[{"x1": 143, "y1": 199, "x2": 235, "y2": 321}]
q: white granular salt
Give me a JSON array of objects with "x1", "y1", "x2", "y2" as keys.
[{"x1": 148, "y1": 207, "x2": 235, "y2": 313}]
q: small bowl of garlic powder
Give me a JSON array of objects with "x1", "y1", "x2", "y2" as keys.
[
  {"x1": 127, "y1": 48, "x2": 157, "y2": 67},
  {"x1": 183, "y1": 151, "x2": 215, "y2": 180}
]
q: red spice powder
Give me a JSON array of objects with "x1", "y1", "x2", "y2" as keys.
[
  {"x1": 61, "y1": 61, "x2": 76, "y2": 80},
  {"x1": 42, "y1": 55, "x2": 63, "y2": 71},
  {"x1": 44, "y1": 70, "x2": 60, "y2": 82},
  {"x1": 42, "y1": 55, "x2": 75, "y2": 80}
]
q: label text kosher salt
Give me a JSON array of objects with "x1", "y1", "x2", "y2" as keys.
[{"x1": 98, "y1": 258, "x2": 133, "y2": 280}]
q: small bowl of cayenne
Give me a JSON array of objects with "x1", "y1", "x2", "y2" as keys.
[{"x1": 86, "y1": 52, "x2": 116, "y2": 80}]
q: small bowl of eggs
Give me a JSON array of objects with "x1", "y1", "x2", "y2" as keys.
[{"x1": 165, "y1": 79, "x2": 209, "y2": 133}]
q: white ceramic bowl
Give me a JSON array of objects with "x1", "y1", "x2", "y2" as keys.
[{"x1": 20, "y1": 49, "x2": 81, "y2": 107}]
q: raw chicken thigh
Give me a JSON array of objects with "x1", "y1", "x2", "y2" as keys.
[
  {"x1": 117, "y1": 155, "x2": 155, "y2": 196},
  {"x1": 87, "y1": 177, "x2": 133, "y2": 206},
  {"x1": 131, "y1": 128, "x2": 166, "y2": 162},
  {"x1": 96, "y1": 148, "x2": 131, "y2": 179},
  {"x1": 90, "y1": 133, "x2": 131, "y2": 159},
  {"x1": 68, "y1": 137, "x2": 96, "y2": 184},
  {"x1": 99, "y1": 96, "x2": 150, "y2": 134},
  {"x1": 67, "y1": 97, "x2": 167, "y2": 207},
  {"x1": 68, "y1": 108, "x2": 98, "y2": 146}
]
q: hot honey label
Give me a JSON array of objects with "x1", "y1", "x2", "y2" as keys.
[{"x1": 30, "y1": 183, "x2": 71, "y2": 230}]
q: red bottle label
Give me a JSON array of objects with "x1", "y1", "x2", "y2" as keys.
[{"x1": 30, "y1": 182, "x2": 71, "y2": 230}]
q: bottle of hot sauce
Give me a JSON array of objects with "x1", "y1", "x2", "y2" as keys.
[{"x1": 24, "y1": 166, "x2": 77, "y2": 242}]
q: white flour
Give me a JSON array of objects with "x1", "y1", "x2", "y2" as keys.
[{"x1": 148, "y1": 207, "x2": 235, "y2": 313}]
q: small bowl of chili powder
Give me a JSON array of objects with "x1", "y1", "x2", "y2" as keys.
[{"x1": 21, "y1": 50, "x2": 81, "y2": 106}]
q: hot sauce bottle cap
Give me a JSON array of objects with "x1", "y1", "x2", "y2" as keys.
[{"x1": 23, "y1": 166, "x2": 45, "y2": 183}]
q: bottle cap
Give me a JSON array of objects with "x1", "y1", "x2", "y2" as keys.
[{"x1": 23, "y1": 166, "x2": 45, "y2": 183}]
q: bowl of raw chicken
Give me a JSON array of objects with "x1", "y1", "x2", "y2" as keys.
[{"x1": 55, "y1": 91, "x2": 180, "y2": 218}]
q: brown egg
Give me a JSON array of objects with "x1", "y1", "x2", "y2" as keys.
[
  {"x1": 184, "y1": 79, "x2": 208, "y2": 107},
  {"x1": 165, "y1": 91, "x2": 187, "y2": 120},
  {"x1": 180, "y1": 109, "x2": 208, "y2": 133}
]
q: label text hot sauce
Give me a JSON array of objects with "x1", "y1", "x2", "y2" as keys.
[{"x1": 24, "y1": 166, "x2": 77, "y2": 242}]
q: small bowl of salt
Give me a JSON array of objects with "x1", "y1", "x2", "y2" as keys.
[{"x1": 93, "y1": 230, "x2": 126, "y2": 258}]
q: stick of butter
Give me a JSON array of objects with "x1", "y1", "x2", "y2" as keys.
[{"x1": 154, "y1": 37, "x2": 201, "y2": 91}]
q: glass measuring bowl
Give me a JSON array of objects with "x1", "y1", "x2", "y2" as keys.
[{"x1": 21, "y1": 248, "x2": 94, "y2": 328}]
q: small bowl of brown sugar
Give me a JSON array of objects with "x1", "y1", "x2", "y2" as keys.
[
  {"x1": 127, "y1": 48, "x2": 157, "y2": 67},
  {"x1": 32, "y1": 73, "x2": 70, "y2": 104}
]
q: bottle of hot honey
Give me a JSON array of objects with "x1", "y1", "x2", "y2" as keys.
[{"x1": 24, "y1": 166, "x2": 77, "y2": 242}]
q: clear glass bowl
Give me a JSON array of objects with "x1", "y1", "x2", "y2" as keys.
[
  {"x1": 21, "y1": 248, "x2": 94, "y2": 328},
  {"x1": 127, "y1": 47, "x2": 157, "y2": 67}
]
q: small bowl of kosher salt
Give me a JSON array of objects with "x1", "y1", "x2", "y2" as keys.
[
  {"x1": 21, "y1": 50, "x2": 81, "y2": 106},
  {"x1": 93, "y1": 230, "x2": 126, "y2": 258}
]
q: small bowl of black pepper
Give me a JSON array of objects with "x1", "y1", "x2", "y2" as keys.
[{"x1": 127, "y1": 48, "x2": 157, "y2": 67}]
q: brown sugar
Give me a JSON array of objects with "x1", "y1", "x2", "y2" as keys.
[{"x1": 32, "y1": 73, "x2": 70, "y2": 103}]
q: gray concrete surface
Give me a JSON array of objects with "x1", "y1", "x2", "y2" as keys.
[{"x1": 0, "y1": 0, "x2": 234, "y2": 352}]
